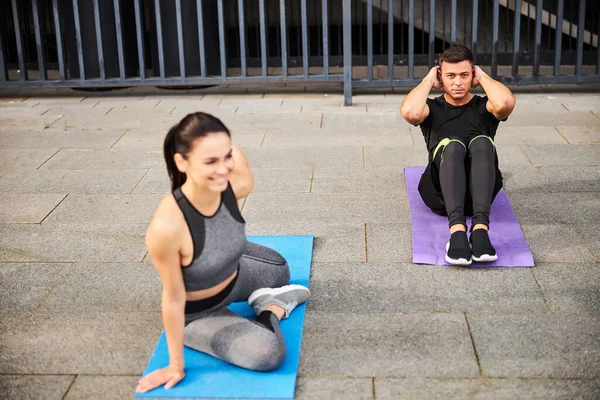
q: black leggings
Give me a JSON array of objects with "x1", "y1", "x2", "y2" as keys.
[{"x1": 418, "y1": 136, "x2": 503, "y2": 228}]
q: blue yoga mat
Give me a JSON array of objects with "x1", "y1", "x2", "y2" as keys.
[{"x1": 136, "y1": 235, "x2": 313, "y2": 399}]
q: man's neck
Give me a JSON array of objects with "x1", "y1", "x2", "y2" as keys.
[{"x1": 444, "y1": 92, "x2": 474, "y2": 106}]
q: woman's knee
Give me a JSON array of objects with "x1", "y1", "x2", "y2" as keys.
[{"x1": 212, "y1": 327, "x2": 286, "y2": 371}]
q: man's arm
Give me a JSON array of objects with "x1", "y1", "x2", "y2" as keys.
[
  {"x1": 472, "y1": 65, "x2": 516, "y2": 120},
  {"x1": 400, "y1": 66, "x2": 441, "y2": 125}
]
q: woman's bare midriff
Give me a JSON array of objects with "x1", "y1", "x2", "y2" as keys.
[{"x1": 184, "y1": 269, "x2": 239, "y2": 302}]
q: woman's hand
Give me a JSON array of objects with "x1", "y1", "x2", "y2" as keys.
[{"x1": 135, "y1": 365, "x2": 185, "y2": 394}]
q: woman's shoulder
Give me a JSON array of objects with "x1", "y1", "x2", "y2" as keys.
[{"x1": 146, "y1": 193, "x2": 186, "y2": 243}]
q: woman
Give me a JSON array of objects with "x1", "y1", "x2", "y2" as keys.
[{"x1": 136, "y1": 112, "x2": 310, "y2": 394}]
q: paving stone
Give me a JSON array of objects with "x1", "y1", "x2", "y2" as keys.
[
  {"x1": 42, "y1": 107, "x2": 113, "y2": 116},
  {"x1": 366, "y1": 223, "x2": 413, "y2": 262},
  {"x1": 42, "y1": 194, "x2": 162, "y2": 225},
  {"x1": 521, "y1": 144, "x2": 600, "y2": 166},
  {"x1": 43, "y1": 263, "x2": 161, "y2": 311},
  {"x1": 493, "y1": 145, "x2": 533, "y2": 167},
  {"x1": 504, "y1": 108, "x2": 599, "y2": 126},
  {"x1": 375, "y1": 378, "x2": 600, "y2": 400},
  {"x1": 0, "y1": 223, "x2": 147, "y2": 262},
  {"x1": 0, "y1": 169, "x2": 147, "y2": 194},
  {"x1": 295, "y1": 377, "x2": 373, "y2": 400},
  {"x1": 555, "y1": 125, "x2": 600, "y2": 144},
  {"x1": 63, "y1": 375, "x2": 140, "y2": 400},
  {"x1": 502, "y1": 165, "x2": 600, "y2": 193},
  {"x1": 312, "y1": 167, "x2": 406, "y2": 193},
  {"x1": 0, "y1": 148, "x2": 60, "y2": 170},
  {"x1": 242, "y1": 146, "x2": 363, "y2": 168},
  {"x1": 375, "y1": 378, "x2": 484, "y2": 399},
  {"x1": 0, "y1": 193, "x2": 66, "y2": 223},
  {"x1": 520, "y1": 224, "x2": 596, "y2": 263},
  {"x1": 308, "y1": 262, "x2": 546, "y2": 313},
  {"x1": 50, "y1": 113, "x2": 179, "y2": 132},
  {"x1": 0, "y1": 263, "x2": 71, "y2": 309},
  {"x1": 494, "y1": 126, "x2": 568, "y2": 145},
  {"x1": 244, "y1": 221, "x2": 366, "y2": 263},
  {"x1": 92, "y1": 98, "x2": 162, "y2": 108},
  {"x1": 0, "y1": 375, "x2": 74, "y2": 400},
  {"x1": 0, "y1": 129, "x2": 125, "y2": 149},
  {"x1": 41, "y1": 149, "x2": 164, "y2": 170},
  {"x1": 533, "y1": 263, "x2": 600, "y2": 314},
  {"x1": 0, "y1": 105, "x2": 49, "y2": 117},
  {"x1": 363, "y1": 146, "x2": 428, "y2": 167},
  {"x1": 468, "y1": 313, "x2": 600, "y2": 378},
  {"x1": 577, "y1": 224, "x2": 600, "y2": 261},
  {"x1": 243, "y1": 192, "x2": 408, "y2": 224},
  {"x1": 0, "y1": 115, "x2": 62, "y2": 132},
  {"x1": 251, "y1": 167, "x2": 313, "y2": 192},
  {"x1": 508, "y1": 192, "x2": 600, "y2": 225},
  {"x1": 321, "y1": 113, "x2": 407, "y2": 133},
  {"x1": 227, "y1": 113, "x2": 323, "y2": 130},
  {"x1": 262, "y1": 127, "x2": 412, "y2": 147},
  {"x1": 131, "y1": 169, "x2": 170, "y2": 194},
  {"x1": 0, "y1": 311, "x2": 162, "y2": 374},
  {"x1": 300, "y1": 311, "x2": 479, "y2": 377}
]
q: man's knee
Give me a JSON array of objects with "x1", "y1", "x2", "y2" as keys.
[
  {"x1": 441, "y1": 140, "x2": 467, "y2": 162},
  {"x1": 469, "y1": 135, "x2": 494, "y2": 155}
]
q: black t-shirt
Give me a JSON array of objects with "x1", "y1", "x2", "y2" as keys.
[{"x1": 418, "y1": 94, "x2": 505, "y2": 154}]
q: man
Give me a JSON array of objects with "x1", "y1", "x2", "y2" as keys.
[{"x1": 400, "y1": 45, "x2": 516, "y2": 266}]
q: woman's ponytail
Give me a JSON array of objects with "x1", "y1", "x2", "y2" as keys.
[{"x1": 164, "y1": 124, "x2": 186, "y2": 191}]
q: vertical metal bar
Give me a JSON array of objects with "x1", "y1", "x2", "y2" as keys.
[
  {"x1": 0, "y1": 27, "x2": 6, "y2": 81},
  {"x1": 11, "y1": 0, "x2": 27, "y2": 81},
  {"x1": 471, "y1": 0, "x2": 478, "y2": 63},
  {"x1": 429, "y1": 0, "x2": 435, "y2": 68},
  {"x1": 512, "y1": 0, "x2": 521, "y2": 78},
  {"x1": 367, "y1": 0, "x2": 373, "y2": 81},
  {"x1": 71, "y1": 0, "x2": 85, "y2": 80},
  {"x1": 154, "y1": 0, "x2": 165, "y2": 78},
  {"x1": 575, "y1": 0, "x2": 585, "y2": 78},
  {"x1": 323, "y1": 0, "x2": 329, "y2": 77},
  {"x1": 52, "y1": 0, "x2": 66, "y2": 80},
  {"x1": 134, "y1": 0, "x2": 146, "y2": 79},
  {"x1": 408, "y1": 0, "x2": 414, "y2": 79},
  {"x1": 554, "y1": 0, "x2": 564, "y2": 75},
  {"x1": 597, "y1": 7, "x2": 600, "y2": 75},
  {"x1": 259, "y1": 0, "x2": 267, "y2": 78},
  {"x1": 175, "y1": 0, "x2": 186, "y2": 77},
  {"x1": 114, "y1": 0, "x2": 126, "y2": 79},
  {"x1": 533, "y1": 0, "x2": 543, "y2": 76},
  {"x1": 237, "y1": 0, "x2": 247, "y2": 78},
  {"x1": 450, "y1": 0, "x2": 457, "y2": 44},
  {"x1": 343, "y1": 0, "x2": 352, "y2": 105},
  {"x1": 388, "y1": 0, "x2": 393, "y2": 81},
  {"x1": 423, "y1": 0, "x2": 426, "y2": 51},
  {"x1": 196, "y1": 0, "x2": 206, "y2": 78},
  {"x1": 31, "y1": 0, "x2": 46, "y2": 80},
  {"x1": 217, "y1": 0, "x2": 226, "y2": 78},
  {"x1": 491, "y1": 0, "x2": 499, "y2": 77},
  {"x1": 92, "y1": 0, "x2": 106, "y2": 80},
  {"x1": 301, "y1": 0, "x2": 308, "y2": 77},
  {"x1": 280, "y1": 0, "x2": 287, "y2": 77}
]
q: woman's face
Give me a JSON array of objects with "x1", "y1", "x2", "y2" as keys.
[{"x1": 177, "y1": 132, "x2": 234, "y2": 192}]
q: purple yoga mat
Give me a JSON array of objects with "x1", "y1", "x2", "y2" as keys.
[{"x1": 404, "y1": 166, "x2": 534, "y2": 267}]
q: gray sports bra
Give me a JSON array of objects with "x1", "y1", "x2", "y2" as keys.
[{"x1": 173, "y1": 182, "x2": 246, "y2": 292}]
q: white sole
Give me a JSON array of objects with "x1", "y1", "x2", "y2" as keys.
[
  {"x1": 445, "y1": 242, "x2": 472, "y2": 266},
  {"x1": 248, "y1": 284, "x2": 310, "y2": 305},
  {"x1": 472, "y1": 254, "x2": 498, "y2": 262}
]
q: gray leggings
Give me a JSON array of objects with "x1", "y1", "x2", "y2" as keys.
[{"x1": 183, "y1": 241, "x2": 290, "y2": 371}]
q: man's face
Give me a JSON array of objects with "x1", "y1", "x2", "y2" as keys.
[{"x1": 439, "y1": 60, "x2": 473, "y2": 100}]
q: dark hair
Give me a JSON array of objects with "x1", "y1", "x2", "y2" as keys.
[
  {"x1": 439, "y1": 45, "x2": 473, "y2": 66},
  {"x1": 164, "y1": 112, "x2": 231, "y2": 191}
]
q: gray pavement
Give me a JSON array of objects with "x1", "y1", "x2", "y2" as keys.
[{"x1": 0, "y1": 83, "x2": 599, "y2": 399}]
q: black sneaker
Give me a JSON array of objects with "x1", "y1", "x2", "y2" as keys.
[
  {"x1": 470, "y1": 229, "x2": 498, "y2": 262},
  {"x1": 445, "y1": 231, "x2": 472, "y2": 266}
]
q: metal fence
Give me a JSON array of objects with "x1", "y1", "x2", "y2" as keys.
[{"x1": 0, "y1": 0, "x2": 598, "y2": 105}]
